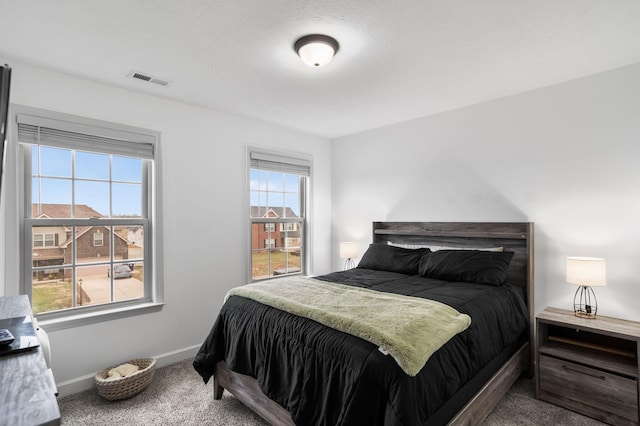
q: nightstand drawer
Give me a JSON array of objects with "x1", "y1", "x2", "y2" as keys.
[{"x1": 539, "y1": 355, "x2": 638, "y2": 423}]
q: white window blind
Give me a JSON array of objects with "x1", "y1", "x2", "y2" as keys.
[
  {"x1": 17, "y1": 113, "x2": 155, "y2": 159},
  {"x1": 250, "y1": 151, "x2": 310, "y2": 177}
]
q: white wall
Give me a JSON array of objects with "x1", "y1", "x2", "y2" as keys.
[
  {"x1": 332, "y1": 62, "x2": 640, "y2": 322},
  {"x1": 0, "y1": 60, "x2": 332, "y2": 394}
]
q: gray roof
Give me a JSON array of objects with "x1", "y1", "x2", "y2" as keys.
[{"x1": 250, "y1": 206, "x2": 298, "y2": 218}]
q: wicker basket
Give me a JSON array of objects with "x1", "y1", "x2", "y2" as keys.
[{"x1": 95, "y1": 358, "x2": 156, "y2": 401}]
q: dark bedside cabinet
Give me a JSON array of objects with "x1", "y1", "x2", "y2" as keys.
[{"x1": 536, "y1": 307, "x2": 640, "y2": 425}]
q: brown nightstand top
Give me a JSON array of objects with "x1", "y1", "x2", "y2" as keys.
[{"x1": 537, "y1": 307, "x2": 640, "y2": 341}]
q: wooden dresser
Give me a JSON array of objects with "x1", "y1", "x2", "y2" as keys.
[
  {"x1": 536, "y1": 307, "x2": 640, "y2": 425},
  {"x1": 0, "y1": 295, "x2": 60, "y2": 426}
]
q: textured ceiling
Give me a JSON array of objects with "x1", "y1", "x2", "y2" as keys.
[{"x1": 1, "y1": 0, "x2": 639, "y2": 139}]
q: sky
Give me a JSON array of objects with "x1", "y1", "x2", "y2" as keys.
[
  {"x1": 249, "y1": 169, "x2": 302, "y2": 217},
  {"x1": 32, "y1": 145, "x2": 143, "y2": 217},
  {"x1": 33, "y1": 145, "x2": 303, "y2": 218}
]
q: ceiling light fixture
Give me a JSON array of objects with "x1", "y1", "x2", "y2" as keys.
[{"x1": 294, "y1": 34, "x2": 339, "y2": 68}]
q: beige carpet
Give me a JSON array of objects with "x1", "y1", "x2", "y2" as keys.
[{"x1": 58, "y1": 358, "x2": 606, "y2": 425}]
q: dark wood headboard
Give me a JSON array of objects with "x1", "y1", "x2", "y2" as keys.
[{"x1": 372, "y1": 221, "x2": 535, "y2": 351}]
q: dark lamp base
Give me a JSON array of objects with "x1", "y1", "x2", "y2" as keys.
[{"x1": 573, "y1": 285, "x2": 598, "y2": 319}]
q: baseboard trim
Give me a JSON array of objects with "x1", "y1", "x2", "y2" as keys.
[{"x1": 56, "y1": 344, "x2": 201, "y2": 397}]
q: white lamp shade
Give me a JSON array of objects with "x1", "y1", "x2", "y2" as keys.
[
  {"x1": 297, "y1": 42, "x2": 336, "y2": 67},
  {"x1": 340, "y1": 242, "x2": 358, "y2": 259},
  {"x1": 566, "y1": 257, "x2": 606, "y2": 287}
]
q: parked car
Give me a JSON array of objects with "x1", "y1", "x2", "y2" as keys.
[{"x1": 108, "y1": 264, "x2": 133, "y2": 279}]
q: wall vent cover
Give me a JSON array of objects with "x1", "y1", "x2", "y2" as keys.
[{"x1": 128, "y1": 70, "x2": 172, "y2": 87}]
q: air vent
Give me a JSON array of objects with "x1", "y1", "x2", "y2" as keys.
[
  {"x1": 150, "y1": 78, "x2": 170, "y2": 86},
  {"x1": 132, "y1": 72, "x2": 151, "y2": 82},
  {"x1": 127, "y1": 70, "x2": 172, "y2": 87}
]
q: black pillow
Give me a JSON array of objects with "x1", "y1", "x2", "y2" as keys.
[
  {"x1": 357, "y1": 244, "x2": 430, "y2": 275},
  {"x1": 418, "y1": 250, "x2": 514, "y2": 286}
]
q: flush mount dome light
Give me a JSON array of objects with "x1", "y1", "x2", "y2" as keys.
[{"x1": 294, "y1": 34, "x2": 339, "y2": 67}]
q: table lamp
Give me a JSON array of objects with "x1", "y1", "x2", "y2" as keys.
[
  {"x1": 566, "y1": 257, "x2": 606, "y2": 319},
  {"x1": 340, "y1": 242, "x2": 358, "y2": 270}
]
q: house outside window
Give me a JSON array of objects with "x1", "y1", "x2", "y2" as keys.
[
  {"x1": 249, "y1": 149, "x2": 310, "y2": 281},
  {"x1": 16, "y1": 106, "x2": 163, "y2": 328}
]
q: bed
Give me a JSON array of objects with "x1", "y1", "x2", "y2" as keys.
[{"x1": 194, "y1": 222, "x2": 534, "y2": 425}]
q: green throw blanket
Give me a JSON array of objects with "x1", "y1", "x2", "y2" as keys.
[{"x1": 226, "y1": 276, "x2": 471, "y2": 376}]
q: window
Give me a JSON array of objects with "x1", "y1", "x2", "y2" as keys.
[
  {"x1": 44, "y1": 233, "x2": 56, "y2": 247},
  {"x1": 17, "y1": 106, "x2": 162, "y2": 326},
  {"x1": 93, "y1": 232, "x2": 104, "y2": 247},
  {"x1": 249, "y1": 149, "x2": 309, "y2": 281},
  {"x1": 280, "y1": 223, "x2": 297, "y2": 232},
  {"x1": 33, "y1": 233, "x2": 56, "y2": 247}
]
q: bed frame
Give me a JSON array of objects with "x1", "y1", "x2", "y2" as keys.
[{"x1": 213, "y1": 222, "x2": 534, "y2": 425}]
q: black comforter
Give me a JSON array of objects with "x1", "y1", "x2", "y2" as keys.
[{"x1": 193, "y1": 268, "x2": 528, "y2": 426}]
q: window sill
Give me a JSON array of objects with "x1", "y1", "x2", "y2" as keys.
[{"x1": 37, "y1": 302, "x2": 164, "y2": 332}]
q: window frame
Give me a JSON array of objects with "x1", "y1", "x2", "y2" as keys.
[
  {"x1": 15, "y1": 105, "x2": 164, "y2": 331},
  {"x1": 247, "y1": 147, "x2": 311, "y2": 283}
]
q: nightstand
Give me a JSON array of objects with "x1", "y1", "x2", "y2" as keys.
[{"x1": 536, "y1": 307, "x2": 640, "y2": 425}]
